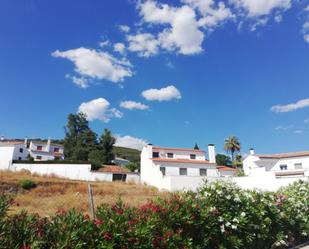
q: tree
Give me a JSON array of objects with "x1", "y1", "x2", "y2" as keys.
[
  {"x1": 233, "y1": 154, "x2": 243, "y2": 169},
  {"x1": 63, "y1": 113, "x2": 98, "y2": 161},
  {"x1": 224, "y1": 136, "x2": 241, "y2": 167},
  {"x1": 194, "y1": 143, "x2": 200, "y2": 150},
  {"x1": 216, "y1": 154, "x2": 232, "y2": 166},
  {"x1": 99, "y1": 128, "x2": 116, "y2": 165},
  {"x1": 126, "y1": 162, "x2": 139, "y2": 172}
]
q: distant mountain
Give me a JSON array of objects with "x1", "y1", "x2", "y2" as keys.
[{"x1": 113, "y1": 146, "x2": 141, "y2": 164}]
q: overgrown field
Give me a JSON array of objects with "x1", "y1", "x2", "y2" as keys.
[
  {"x1": 0, "y1": 170, "x2": 164, "y2": 216},
  {"x1": 0, "y1": 175, "x2": 308, "y2": 249}
]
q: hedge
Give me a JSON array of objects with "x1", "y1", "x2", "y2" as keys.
[{"x1": 0, "y1": 180, "x2": 308, "y2": 249}]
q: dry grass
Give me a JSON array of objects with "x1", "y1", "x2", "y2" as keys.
[{"x1": 0, "y1": 170, "x2": 166, "y2": 216}]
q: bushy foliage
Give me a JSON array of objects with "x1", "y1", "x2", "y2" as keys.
[
  {"x1": 19, "y1": 179, "x2": 36, "y2": 190},
  {"x1": 0, "y1": 181, "x2": 308, "y2": 249}
]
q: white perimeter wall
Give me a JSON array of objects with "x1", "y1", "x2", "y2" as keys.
[{"x1": 6, "y1": 163, "x2": 140, "y2": 184}]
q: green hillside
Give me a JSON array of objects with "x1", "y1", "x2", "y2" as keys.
[{"x1": 113, "y1": 146, "x2": 141, "y2": 164}]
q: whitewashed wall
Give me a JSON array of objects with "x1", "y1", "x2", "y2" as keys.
[{"x1": 9, "y1": 163, "x2": 140, "y2": 183}]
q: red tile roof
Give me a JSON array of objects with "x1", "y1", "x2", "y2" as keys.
[
  {"x1": 97, "y1": 165, "x2": 130, "y2": 173},
  {"x1": 256, "y1": 151, "x2": 309, "y2": 159},
  {"x1": 217, "y1": 166, "x2": 237, "y2": 171},
  {"x1": 151, "y1": 146, "x2": 205, "y2": 153},
  {"x1": 151, "y1": 158, "x2": 212, "y2": 164}
]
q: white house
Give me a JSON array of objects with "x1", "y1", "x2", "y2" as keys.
[
  {"x1": 28, "y1": 138, "x2": 64, "y2": 161},
  {"x1": 0, "y1": 141, "x2": 29, "y2": 169},
  {"x1": 141, "y1": 144, "x2": 219, "y2": 191},
  {"x1": 243, "y1": 148, "x2": 309, "y2": 178}
]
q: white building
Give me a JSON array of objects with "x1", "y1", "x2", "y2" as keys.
[
  {"x1": 0, "y1": 141, "x2": 29, "y2": 169},
  {"x1": 141, "y1": 144, "x2": 219, "y2": 191},
  {"x1": 29, "y1": 138, "x2": 64, "y2": 161},
  {"x1": 243, "y1": 148, "x2": 309, "y2": 178}
]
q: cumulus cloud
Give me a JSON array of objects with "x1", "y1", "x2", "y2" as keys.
[
  {"x1": 138, "y1": 0, "x2": 204, "y2": 55},
  {"x1": 127, "y1": 33, "x2": 159, "y2": 57},
  {"x1": 230, "y1": 0, "x2": 291, "y2": 17},
  {"x1": 78, "y1": 98, "x2": 123, "y2": 122},
  {"x1": 142, "y1": 85, "x2": 182, "y2": 102},
  {"x1": 113, "y1": 42, "x2": 126, "y2": 55},
  {"x1": 52, "y1": 47, "x2": 133, "y2": 84},
  {"x1": 119, "y1": 25, "x2": 131, "y2": 33},
  {"x1": 120, "y1": 100, "x2": 149, "y2": 110},
  {"x1": 270, "y1": 98, "x2": 309, "y2": 113},
  {"x1": 65, "y1": 74, "x2": 90, "y2": 88},
  {"x1": 302, "y1": 21, "x2": 309, "y2": 43},
  {"x1": 115, "y1": 135, "x2": 148, "y2": 150}
]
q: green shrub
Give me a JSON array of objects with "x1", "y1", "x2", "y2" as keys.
[
  {"x1": 19, "y1": 179, "x2": 36, "y2": 190},
  {"x1": 0, "y1": 180, "x2": 308, "y2": 248}
]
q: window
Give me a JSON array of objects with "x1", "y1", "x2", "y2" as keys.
[
  {"x1": 200, "y1": 168, "x2": 207, "y2": 176},
  {"x1": 19, "y1": 148, "x2": 23, "y2": 153},
  {"x1": 152, "y1": 152, "x2": 159, "y2": 158},
  {"x1": 167, "y1": 153, "x2": 174, "y2": 158},
  {"x1": 37, "y1": 146, "x2": 42, "y2": 151},
  {"x1": 160, "y1": 167, "x2": 166, "y2": 176},
  {"x1": 190, "y1": 154, "x2": 196, "y2": 160},
  {"x1": 54, "y1": 147, "x2": 60, "y2": 153},
  {"x1": 179, "y1": 168, "x2": 187, "y2": 176},
  {"x1": 280, "y1": 165, "x2": 287, "y2": 170},
  {"x1": 36, "y1": 156, "x2": 42, "y2": 160},
  {"x1": 18, "y1": 157, "x2": 22, "y2": 160},
  {"x1": 294, "y1": 163, "x2": 303, "y2": 169}
]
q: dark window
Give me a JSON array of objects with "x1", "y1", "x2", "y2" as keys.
[
  {"x1": 54, "y1": 147, "x2": 60, "y2": 153},
  {"x1": 160, "y1": 167, "x2": 166, "y2": 176},
  {"x1": 280, "y1": 165, "x2": 287, "y2": 170},
  {"x1": 37, "y1": 146, "x2": 42, "y2": 151},
  {"x1": 18, "y1": 157, "x2": 22, "y2": 160},
  {"x1": 112, "y1": 174, "x2": 127, "y2": 182},
  {"x1": 167, "y1": 153, "x2": 174, "y2": 158},
  {"x1": 179, "y1": 168, "x2": 187, "y2": 176},
  {"x1": 36, "y1": 156, "x2": 42, "y2": 160},
  {"x1": 294, "y1": 163, "x2": 302, "y2": 169},
  {"x1": 152, "y1": 152, "x2": 159, "y2": 158},
  {"x1": 190, "y1": 154, "x2": 196, "y2": 159},
  {"x1": 19, "y1": 148, "x2": 23, "y2": 153},
  {"x1": 200, "y1": 168, "x2": 207, "y2": 176}
]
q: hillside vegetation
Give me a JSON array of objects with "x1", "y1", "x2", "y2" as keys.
[{"x1": 113, "y1": 146, "x2": 141, "y2": 164}]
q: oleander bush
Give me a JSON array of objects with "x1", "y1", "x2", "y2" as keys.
[{"x1": 0, "y1": 180, "x2": 308, "y2": 249}]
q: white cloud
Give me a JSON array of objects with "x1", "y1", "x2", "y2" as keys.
[
  {"x1": 274, "y1": 14, "x2": 282, "y2": 23},
  {"x1": 270, "y1": 98, "x2": 309, "y2": 113},
  {"x1": 115, "y1": 135, "x2": 148, "y2": 150},
  {"x1": 127, "y1": 33, "x2": 159, "y2": 57},
  {"x1": 142, "y1": 85, "x2": 182, "y2": 102},
  {"x1": 183, "y1": 0, "x2": 234, "y2": 28},
  {"x1": 120, "y1": 100, "x2": 149, "y2": 110},
  {"x1": 98, "y1": 40, "x2": 110, "y2": 47},
  {"x1": 230, "y1": 0, "x2": 291, "y2": 17},
  {"x1": 274, "y1": 125, "x2": 293, "y2": 131},
  {"x1": 138, "y1": 1, "x2": 204, "y2": 55},
  {"x1": 119, "y1": 25, "x2": 130, "y2": 33},
  {"x1": 302, "y1": 22, "x2": 309, "y2": 43},
  {"x1": 113, "y1": 42, "x2": 126, "y2": 55},
  {"x1": 52, "y1": 47, "x2": 133, "y2": 83},
  {"x1": 78, "y1": 98, "x2": 123, "y2": 122},
  {"x1": 305, "y1": 118, "x2": 309, "y2": 124},
  {"x1": 65, "y1": 74, "x2": 90, "y2": 88}
]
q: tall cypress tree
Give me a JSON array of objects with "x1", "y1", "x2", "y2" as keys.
[{"x1": 99, "y1": 128, "x2": 116, "y2": 165}]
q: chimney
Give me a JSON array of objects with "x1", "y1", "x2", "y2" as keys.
[
  {"x1": 208, "y1": 144, "x2": 216, "y2": 164},
  {"x1": 250, "y1": 148, "x2": 255, "y2": 155},
  {"x1": 0, "y1": 136, "x2": 4, "y2": 141},
  {"x1": 24, "y1": 137, "x2": 28, "y2": 147},
  {"x1": 47, "y1": 137, "x2": 51, "y2": 152}
]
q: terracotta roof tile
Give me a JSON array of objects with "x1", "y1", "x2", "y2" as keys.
[
  {"x1": 256, "y1": 151, "x2": 309, "y2": 159},
  {"x1": 217, "y1": 166, "x2": 237, "y2": 171},
  {"x1": 97, "y1": 165, "x2": 130, "y2": 173}
]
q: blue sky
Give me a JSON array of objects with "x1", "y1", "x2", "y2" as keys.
[{"x1": 1, "y1": 0, "x2": 309, "y2": 154}]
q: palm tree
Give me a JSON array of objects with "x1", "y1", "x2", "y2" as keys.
[{"x1": 224, "y1": 136, "x2": 241, "y2": 167}]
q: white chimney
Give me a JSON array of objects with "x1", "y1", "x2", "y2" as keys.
[
  {"x1": 46, "y1": 137, "x2": 51, "y2": 152},
  {"x1": 24, "y1": 137, "x2": 28, "y2": 147},
  {"x1": 250, "y1": 148, "x2": 255, "y2": 155},
  {"x1": 208, "y1": 144, "x2": 216, "y2": 164}
]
